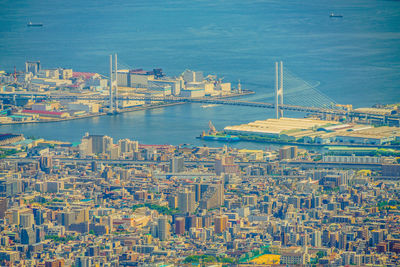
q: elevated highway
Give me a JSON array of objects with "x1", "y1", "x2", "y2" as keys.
[
  {"x1": 1, "y1": 91, "x2": 399, "y2": 125},
  {"x1": 7, "y1": 157, "x2": 385, "y2": 170},
  {"x1": 0, "y1": 91, "x2": 354, "y2": 115}
]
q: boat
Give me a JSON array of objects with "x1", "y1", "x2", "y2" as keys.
[
  {"x1": 201, "y1": 134, "x2": 240, "y2": 142},
  {"x1": 329, "y1": 13, "x2": 343, "y2": 18},
  {"x1": 201, "y1": 104, "x2": 219, "y2": 108},
  {"x1": 27, "y1": 22, "x2": 43, "y2": 27},
  {"x1": 198, "y1": 120, "x2": 240, "y2": 142}
]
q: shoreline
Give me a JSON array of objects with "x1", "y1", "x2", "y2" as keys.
[
  {"x1": 0, "y1": 91, "x2": 254, "y2": 126},
  {"x1": 198, "y1": 134, "x2": 400, "y2": 149}
]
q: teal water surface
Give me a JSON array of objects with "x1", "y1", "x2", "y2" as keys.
[{"x1": 0, "y1": 0, "x2": 399, "y2": 147}]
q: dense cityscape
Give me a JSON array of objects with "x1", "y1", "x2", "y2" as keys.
[{"x1": 0, "y1": 119, "x2": 400, "y2": 266}]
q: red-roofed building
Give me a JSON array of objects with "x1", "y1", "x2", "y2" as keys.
[
  {"x1": 72, "y1": 72, "x2": 97, "y2": 80},
  {"x1": 21, "y1": 110, "x2": 70, "y2": 118}
]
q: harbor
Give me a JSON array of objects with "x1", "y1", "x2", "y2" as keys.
[
  {"x1": 199, "y1": 117, "x2": 400, "y2": 149},
  {"x1": 0, "y1": 60, "x2": 254, "y2": 126}
]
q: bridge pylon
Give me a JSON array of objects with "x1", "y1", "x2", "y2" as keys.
[
  {"x1": 275, "y1": 61, "x2": 283, "y2": 119},
  {"x1": 109, "y1": 55, "x2": 114, "y2": 113},
  {"x1": 109, "y1": 54, "x2": 119, "y2": 114}
]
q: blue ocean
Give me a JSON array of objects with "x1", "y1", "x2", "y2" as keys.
[{"x1": 0, "y1": 0, "x2": 399, "y2": 147}]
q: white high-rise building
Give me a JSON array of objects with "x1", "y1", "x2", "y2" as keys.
[
  {"x1": 182, "y1": 70, "x2": 203, "y2": 83},
  {"x1": 311, "y1": 230, "x2": 322, "y2": 247},
  {"x1": 19, "y1": 213, "x2": 34, "y2": 228},
  {"x1": 178, "y1": 189, "x2": 196, "y2": 214},
  {"x1": 170, "y1": 156, "x2": 184, "y2": 173},
  {"x1": 118, "y1": 139, "x2": 139, "y2": 156},
  {"x1": 157, "y1": 216, "x2": 170, "y2": 241}
]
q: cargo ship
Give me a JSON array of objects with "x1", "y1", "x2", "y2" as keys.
[
  {"x1": 198, "y1": 121, "x2": 240, "y2": 142},
  {"x1": 201, "y1": 134, "x2": 240, "y2": 142},
  {"x1": 27, "y1": 22, "x2": 43, "y2": 27},
  {"x1": 329, "y1": 13, "x2": 343, "y2": 18}
]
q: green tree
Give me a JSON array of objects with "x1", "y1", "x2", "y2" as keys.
[{"x1": 316, "y1": 251, "x2": 324, "y2": 259}]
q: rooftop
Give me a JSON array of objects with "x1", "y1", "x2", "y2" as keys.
[
  {"x1": 22, "y1": 110, "x2": 66, "y2": 115},
  {"x1": 225, "y1": 117, "x2": 337, "y2": 136}
]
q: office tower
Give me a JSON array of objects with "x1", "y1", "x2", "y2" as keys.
[
  {"x1": 107, "y1": 216, "x2": 114, "y2": 232},
  {"x1": 279, "y1": 146, "x2": 298, "y2": 160},
  {"x1": 102, "y1": 136, "x2": 113, "y2": 154},
  {"x1": 372, "y1": 230, "x2": 384, "y2": 246},
  {"x1": 322, "y1": 229, "x2": 330, "y2": 246},
  {"x1": 338, "y1": 231, "x2": 347, "y2": 250},
  {"x1": 158, "y1": 216, "x2": 170, "y2": 241},
  {"x1": 19, "y1": 213, "x2": 34, "y2": 228},
  {"x1": 175, "y1": 217, "x2": 185, "y2": 235},
  {"x1": 214, "y1": 215, "x2": 228, "y2": 234},
  {"x1": 0, "y1": 197, "x2": 7, "y2": 219},
  {"x1": 117, "y1": 168, "x2": 130, "y2": 181},
  {"x1": 170, "y1": 156, "x2": 184, "y2": 173},
  {"x1": 91, "y1": 135, "x2": 106, "y2": 154},
  {"x1": 182, "y1": 70, "x2": 203, "y2": 83},
  {"x1": 46, "y1": 181, "x2": 64, "y2": 193},
  {"x1": 195, "y1": 217, "x2": 202, "y2": 228},
  {"x1": 35, "y1": 225, "x2": 45, "y2": 243},
  {"x1": 57, "y1": 211, "x2": 75, "y2": 229},
  {"x1": 79, "y1": 136, "x2": 92, "y2": 158},
  {"x1": 185, "y1": 215, "x2": 197, "y2": 230},
  {"x1": 81, "y1": 134, "x2": 114, "y2": 155},
  {"x1": 199, "y1": 183, "x2": 224, "y2": 210},
  {"x1": 109, "y1": 145, "x2": 120, "y2": 159},
  {"x1": 25, "y1": 61, "x2": 41, "y2": 75},
  {"x1": 12, "y1": 209, "x2": 20, "y2": 225},
  {"x1": 215, "y1": 155, "x2": 238, "y2": 175},
  {"x1": 39, "y1": 155, "x2": 53, "y2": 173},
  {"x1": 85, "y1": 246, "x2": 100, "y2": 257},
  {"x1": 168, "y1": 195, "x2": 178, "y2": 209},
  {"x1": 101, "y1": 166, "x2": 113, "y2": 180},
  {"x1": 178, "y1": 189, "x2": 195, "y2": 214},
  {"x1": 202, "y1": 215, "x2": 213, "y2": 228},
  {"x1": 91, "y1": 161, "x2": 97, "y2": 172},
  {"x1": 194, "y1": 183, "x2": 202, "y2": 202},
  {"x1": 75, "y1": 256, "x2": 91, "y2": 267},
  {"x1": 20, "y1": 228, "x2": 36, "y2": 245},
  {"x1": 118, "y1": 139, "x2": 138, "y2": 155},
  {"x1": 0, "y1": 180, "x2": 23, "y2": 196},
  {"x1": 311, "y1": 195, "x2": 321, "y2": 208},
  {"x1": 330, "y1": 232, "x2": 338, "y2": 248},
  {"x1": 311, "y1": 230, "x2": 322, "y2": 247},
  {"x1": 74, "y1": 208, "x2": 90, "y2": 224},
  {"x1": 242, "y1": 195, "x2": 257, "y2": 206}
]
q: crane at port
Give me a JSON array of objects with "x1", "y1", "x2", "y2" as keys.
[{"x1": 208, "y1": 121, "x2": 217, "y2": 135}]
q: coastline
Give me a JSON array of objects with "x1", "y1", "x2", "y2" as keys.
[
  {"x1": 0, "y1": 91, "x2": 254, "y2": 126},
  {"x1": 198, "y1": 131, "x2": 400, "y2": 149},
  {"x1": 234, "y1": 136, "x2": 400, "y2": 149}
]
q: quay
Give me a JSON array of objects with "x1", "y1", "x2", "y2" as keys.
[{"x1": 0, "y1": 90, "x2": 254, "y2": 125}]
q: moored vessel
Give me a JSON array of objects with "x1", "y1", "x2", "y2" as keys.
[
  {"x1": 27, "y1": 22, "x2": 43, "y2": 27},
  {"x1": 329, "y1": 13, "x2": 343, "y2": 18}
]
